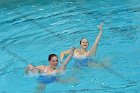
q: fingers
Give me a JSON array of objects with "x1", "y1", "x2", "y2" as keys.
[
  {"x1": 98, "y1": 23, "x2": 103, "y2": 27},
  {"x1": 28, "y1": 64, "x2": 34, "y2": 69},
  {"x1": 100, "y1": 22, "x2": 104, "y2": 26},
  {"x1": 98, "y1": 22, "x2": 104, "y2": 31}
]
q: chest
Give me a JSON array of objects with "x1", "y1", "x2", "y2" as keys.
[{"x1": 43, "y1": 67, "x2": 58, "y2": 75}]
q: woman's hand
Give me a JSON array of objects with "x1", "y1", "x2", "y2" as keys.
[
  {"x1": 25, "y1": 64, "x2": 37, "y2": 74},
  {"x1": 98, "y1": 22, "x2": 104, "y2": 32},
  {"x1": 28, "y1": 64, "x2": 34, "y2": 70}
]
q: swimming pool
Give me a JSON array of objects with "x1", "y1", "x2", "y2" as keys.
[{"x1": 0, "y1": 0, "x2": 140, "y2": 93}]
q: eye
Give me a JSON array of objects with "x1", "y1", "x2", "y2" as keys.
[{"x1": 51, "y1": 60, "x2": 58, "y2": 62}]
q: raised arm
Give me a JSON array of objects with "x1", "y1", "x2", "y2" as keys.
[
  {"x1": 59, "y1": 48, "x2": 75, "y2": 72},
  {"x1": 88, "y1": 23, "x2": 103, "y2": 56},
  {"x1": 60, "y1": 49, "x2": 71, "y2": 63}
]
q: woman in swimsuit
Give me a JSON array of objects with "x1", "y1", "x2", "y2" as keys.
[
  {"x1": 60, "y1": 23, "x2": 104, "y2": 67},
  {"x1": 25, "y1": 48, "x2": 75, "y2": 76},
  {"x1": 25, "y1": 48, "x2": 75, "y2": 93}
]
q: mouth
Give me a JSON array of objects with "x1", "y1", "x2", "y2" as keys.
[
  {"x1": 54, "y1": 64, "x2": 58, "y2": 66},
  {"x1": 83, "y1": 45, "x2": 87, "y2": 47}
]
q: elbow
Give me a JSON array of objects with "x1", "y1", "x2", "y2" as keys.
[
  {"x1": 60, "y1": 52, "x2": 65, "y2": 59},
  {"x1": 61, "y1": 51, "x2": 65, "y2": 55},
  {"x1": 60, "y1": 52, "x2": 64, "y2": 56}
]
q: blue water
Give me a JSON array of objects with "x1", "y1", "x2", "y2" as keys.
[{"x1": 0, "y1": 0, "x2": 140, "y2": 93}]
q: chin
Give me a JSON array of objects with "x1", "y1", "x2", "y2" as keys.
[{"x1": 83, "y1": 46, "x2": 87, "y2": 49}]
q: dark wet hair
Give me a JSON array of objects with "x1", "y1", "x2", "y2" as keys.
[
  {"x1": 48, "y1": 54, "x2": 58, "y2": 61},
  {"x1": 80, "y1": 38, "x2": 89, "y2": 44}
]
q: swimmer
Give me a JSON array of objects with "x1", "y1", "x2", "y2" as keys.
[
  {"x1": 60, "y1": 23, "x2": 103, "y2": 59},
  {"x1": 60, "y1": 23, "x2": 106, "y2": 67},
  {"x1": 25, "y1": 48, "x2": 75, "y2": 93},
  {"x1": 25, "y1": 48, "x2": 75, "y2": 76}
]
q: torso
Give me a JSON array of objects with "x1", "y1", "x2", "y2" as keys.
[
  {"x1": 73, "y1": 49, "x2": 88, "y2": 59},
  {"x1": 73, "y1": 49, "x2": 91, "y2": 67},
  {"x1": 38, "y1": 66, "x2": 58, "y2": 84},
  {"x1": 42, "y1": 66, "x2": 58, "y2": 76}
]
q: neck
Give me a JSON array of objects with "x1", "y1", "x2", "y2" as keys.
[
  {"x1": 80, "y1": 48, "x2": 86, "y2": 52},
  {"x1": 79, "y1": 48, "x2": 87, "y2": 55},
  {"x1": 48, "y1": 65, "x2": 56, "y2": 70}
]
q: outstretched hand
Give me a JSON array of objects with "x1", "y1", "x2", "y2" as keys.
[
  {"x1": 98, "y1": 22, "x2": 104, "y2": 31},
  {"x1": 25, "y1": 64, "x2": 37, "y2": 74}
]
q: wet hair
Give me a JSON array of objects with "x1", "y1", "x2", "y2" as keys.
[
  {"x1": 80, "y1": 38, "x2": 89, "y2": 44},
  {"x1": 48, "y1": 54, "x2": 58, "y2": 61}
]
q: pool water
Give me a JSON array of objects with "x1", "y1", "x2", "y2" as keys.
[{"x1": 0, "y1": 0, "x2": 140, "y2": 93}]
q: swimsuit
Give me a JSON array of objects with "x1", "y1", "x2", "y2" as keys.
[
  {"x1": 73, "y1": 49, "x2": 89, "y2": 67},
  {"x1": 73, "y1": 49, "x2": 87, "y2": 58},
  {"x1": 37, "y1": 67, "x2": 57, "y2": 84},
  {"x1": 74, "y1": 57, "x2": 89, "y2": 67},
  {"x1": 38, "y1": 75, "x2": 57, "y2": 84}
]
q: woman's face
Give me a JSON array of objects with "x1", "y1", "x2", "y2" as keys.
[
  {"x1": 80, "y1": 39, "x2": 89, "y2": 49},
  {"x1": 49, "y1": 56, "x2": 58, "y2": 68}
]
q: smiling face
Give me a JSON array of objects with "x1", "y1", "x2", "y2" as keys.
[
  {"x1": 80, "y1": 38, "x2": 89, "y2": 49},
  {"x1": 49, "y1": 56, "x2": 58, "y2": 68},
  {"x1": 48, "y1": 54, "x2": 58, "y2": 68}
]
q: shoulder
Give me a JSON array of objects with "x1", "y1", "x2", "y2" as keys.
[
  {"x1": 74, "y1": 48, "x2": 79, "y2": 53},
  {"x1": 86, "y1": 51, "x2": 96, "y2": 57},
  {"x1": 43, "y1": 66, "x2": 48, "y2": 70}
]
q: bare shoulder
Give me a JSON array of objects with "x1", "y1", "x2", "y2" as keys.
[
  {"x1": 74, "y1": 48, "x2": 79, "y2": 52},
  {"x1": 42, "y1": 66, "x2": 48, "y2": 70},
  {"x1": 86, "y1": 51, "x2": 90, "y2": 56}
]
